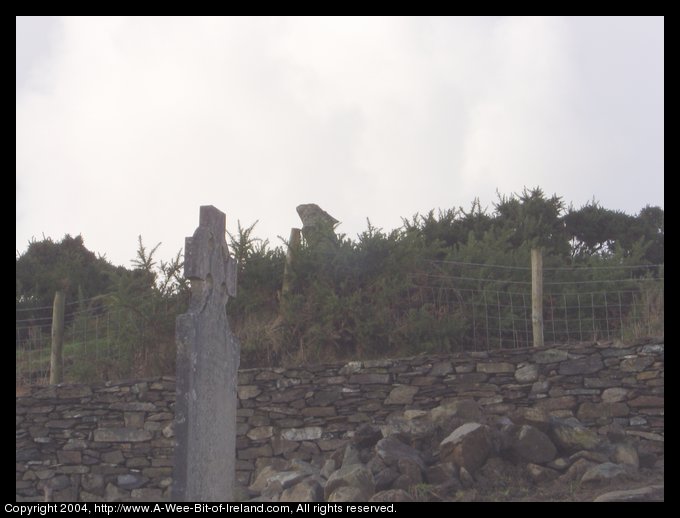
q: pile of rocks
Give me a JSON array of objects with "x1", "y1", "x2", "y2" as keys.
[{"x1": 242, "y1": 400, "x2": 663, "y2": 502}]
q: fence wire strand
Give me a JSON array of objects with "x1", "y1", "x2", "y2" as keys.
[
  {"x1": 407, "y1": 260, "x2": 663, "y2": 351},
  {"x1": 17, "y1": 258, "x2": 664, "y2": 387},
  {"x1": 16, "y1": 298, "x2": 183, "y2": 388}
]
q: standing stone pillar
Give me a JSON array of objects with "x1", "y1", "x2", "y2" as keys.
[
  {"x1": 173, "y1": 206, "x2": 240, "y2": 502},
  {"x1": 296, "y1": 203, "x2": 339, "y2": 248}
]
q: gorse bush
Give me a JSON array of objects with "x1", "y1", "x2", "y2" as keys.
[
  {"x1": 16, "y1": 236, "x2": 190, "y2": 384},
  {"x1": 229, "y1": 188, "x2": 663, "y2": 366},
  {"x1": 16, "y1": 188, "x2": 664, "y2": 379}
]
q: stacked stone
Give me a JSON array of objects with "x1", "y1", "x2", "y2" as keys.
[
  {"x1": 16, "y1": 377, "x2": 175, "y2": 502},
  {"x1": 243, "y1": 402, "x2": 663, "y2": 502},
  {"x1": 234, "y1": 340, "x2": 663, "y2": 488},
  {"x1": 17, "y1": 339, "x2": 663, "y2": 502}
]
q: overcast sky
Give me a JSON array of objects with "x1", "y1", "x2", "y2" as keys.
[{"x1": 16, "y1": 16, "x2": 664, "y2": 267}]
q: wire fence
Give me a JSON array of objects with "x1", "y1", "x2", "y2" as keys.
[
  {"x1": 408, "y1": 260, "x2": 664, "y2": 350},
  {"x1": 16, "y1": 295, "x2": 181, "y2": 389},
  {"x1": 16, "y1": 259, "x2": 664, "y2": 387}
]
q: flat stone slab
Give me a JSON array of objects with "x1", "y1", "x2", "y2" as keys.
[
  {"x1": 620, "y1": 356, "x2": 655, "y2": 372},
  {"x1": 385, "y1": 385, "x2": 419, "y2": 405},
  {"x1": 532, "y1": 349, "x2": 569, "y2": 364},
  {"x1": 93, "y1": 428, "x2": 152, "y2": 443},
  {"x1": 594, "y1": 485, "x2": 664, "y2": 502},
  {"x1": 477, "y1": 362, "x2": 515, "y2": 374},
  {"x1": 281, "y1": 427, "x2": 323, "y2": 442},
  {"x1": 558, "y1": 356, "x2": 604, "y2": 375},
  {"x1": 581, "y1": 462, "x2": 633, "y2": 484},
  {"x1": 349, "y1": 373, "x2": 391, "y2": 384}
]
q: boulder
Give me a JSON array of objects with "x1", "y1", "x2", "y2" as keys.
[
  {"x1": 459, "y1": 467, "x2": 475, "y2": 488},
  {"x1": 425, "y1": 462, "x2": 458, "y2": 485},
  {"x1": 507, "y1": 425, "x2": 557, "y2": 464},
  {"x1": 341, "y1": 445, "x2": 361, "y2": 468},
  {"x1": 581, "y1": 462, "x2": 634, "y2": 485},
  {"x1": 394, "y1": 458, "x2": 422, "y2": 488},
  {"x1": 440, "y1": 423, "x2": 492, "y2": 473},
  {"x1": 546, "y1": 457, "x2": 571, "y2": 472},
  {"x1": 612, "y1": 443, "x2": 639, "y2": 468},
  {"x1": 526, "y1": 463, "x2": 559, "y2": 484},
  {"x1": 266, "y1": 471, "x2": 309, "y2": 490},
  {"x1": 374, "y1": 467, "x2": 400, "y2": 491},
  {"x1": 320, "y1": 459, "x2": 336, "y2": 479},
  {"x1": 569, "y1": 450, "x2": 609, "y2": 465},
  {"x1": 380, "y1": 410, "x2": 433, "y2": 439},
  {"x1": 327, "y1": 486, "x2": 369, "y2": 502},
  {"x1": 369, "y1": 489, "x2": 414, "y2": 502},
  {"x1": 559, "y1": 458, "x2": 596, "y2": 482},
  {"x1": 280, "y1": 477, "x2": 323, "y2": 502},
  {"x1": 324, "y1": 464, "x2": 375, "y2": 501},
  {"x1": 351, "y1": 424, "x2": 382, "y2": 449},
  {"x1": 249, "y1": 466, "x2": 277, "y2": 494},
  {"x1": 431, "y1": 399, "x2": 482, "y2": 423},
  {"x1": 549, "y1": 417, "x2": 601, "y2": 453},
  {"x1": 375, "y1": 436, "x2": 425, "y2": 470}
]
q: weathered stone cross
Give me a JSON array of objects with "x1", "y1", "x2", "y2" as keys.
[{"x1": 173, "y1": 206, "x2": 240, "y2": 501}]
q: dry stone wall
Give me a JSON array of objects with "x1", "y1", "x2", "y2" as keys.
[
  {"x1": 16, "y1": 340, "x2": 663, "y2": 502},
  {"x1": 16, "y1": 379, "x2": 176, "y2": 502}
]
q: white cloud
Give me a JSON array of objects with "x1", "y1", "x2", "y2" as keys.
[{"x1": 16, "y1": 16, "x2": 663, "y2": 266}]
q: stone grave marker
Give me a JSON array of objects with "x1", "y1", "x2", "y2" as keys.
[{"x1": 172, "y1": 205, "x2": 239, "y2": 501}]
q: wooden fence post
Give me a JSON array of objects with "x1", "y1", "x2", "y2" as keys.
[
  {"x1": 531, "y1": 248, "x2": 544, "y2": 347},
  {"x1": 281, "y1": 227, "x2": 301, "y2": 298},
  {"x1": 49, "y1": 290, "x2": 66, "y2": 384}
]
